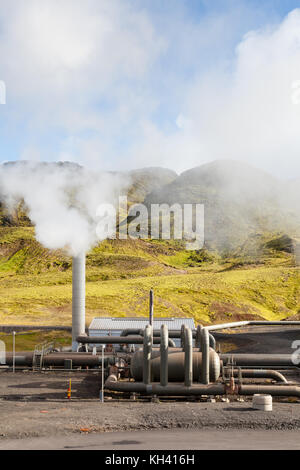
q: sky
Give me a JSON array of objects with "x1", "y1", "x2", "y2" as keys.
[{"x1": 0, "y1": 0, "x2": 300, "y2": 178}]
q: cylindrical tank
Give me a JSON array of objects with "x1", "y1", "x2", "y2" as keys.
[
  {"x1": 72, "y1": 253, "x2": 86, "y2": 351},
  {"x1": 130, "y1": 348, "x2": 220, "y2": 383}
]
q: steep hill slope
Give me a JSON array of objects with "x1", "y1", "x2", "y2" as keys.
[
  {"x1": 127, "y1": 167, "x2": 177, "y2": 203},
  {"x1": 145, "y1": 160, "x2": 300, "y2": 251},
  {"x1": 0, "y1": 160, "x2": 299, "y2": 327}
]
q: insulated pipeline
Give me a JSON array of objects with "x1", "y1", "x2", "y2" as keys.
[
  {"x1": 121, "y1": 329, "x2": 197, "y2": 339},
  {"x1": 230, "y1": 369, "x2": 288, "y2": 383},
  {"x1": 184, "y1": 327, "x2": 193, "y2": 387},
  {"x1": 4, "y1": 352, "x2": 114, "y2": 367},
  {"x1": 201, "y1": 328, "x2": 210, "y2": 384},
  {"x1": 221, "y1": 353, "x2": 300, "y2": 368},
  {"x1": 239, "y1": 384, "x2": 300, "y2": 398},
  {"x1": 76, "y1": 335, "x2": 175, "y2": 347},
  {"x1": 160, "y1": 324, "x2": 168, "y2": 387},
  {"x1": 105, "y1": 377, "x2": 300, "y2": 398},
  {"x1": 105, "y1": 375, "x2": 226, "y2": 396},
  {"x1": 143, "y1": 325, "x2": 152, "y2": 385}
]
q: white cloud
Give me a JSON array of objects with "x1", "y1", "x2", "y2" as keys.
[
  {"x1": 129, "y1": 8, "x2": 300, "y2": 177},
  {"x1": 0, "y1": 0, "x2": 165, "y2": 136},
  {"x1": 0, "y1": 1, "x2": 300, "y2": 178}
]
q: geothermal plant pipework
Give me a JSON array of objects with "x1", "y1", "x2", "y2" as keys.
[{"x1": 104, "y1": 322, "x2": 300, "y2": 399}]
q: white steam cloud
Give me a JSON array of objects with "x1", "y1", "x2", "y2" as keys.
[
  {"x1": 128, "y1": 8, "x2": 300, "y2": 178},
  {"x1": 0, "y1": 162, "x2": 126, "y2": 256},
  {"x1": 1, "y1": 2, "x2": 300, "y2": 177}
]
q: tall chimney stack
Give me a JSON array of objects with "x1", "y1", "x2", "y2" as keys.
[{"x1": 72, "y1": 253, "x2": 86, "y2": 351}]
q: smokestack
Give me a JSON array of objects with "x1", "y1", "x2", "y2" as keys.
[{"x1": 72, "y1": 253, "x2": 86, "y2": 351}]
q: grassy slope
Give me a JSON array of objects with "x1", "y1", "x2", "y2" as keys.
[{"x1": 0, "y1": 227, "x2": 299, "y2": 327}]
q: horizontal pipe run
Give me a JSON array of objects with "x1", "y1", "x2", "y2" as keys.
[
  {"x1": 221, "y1": 353, "x2": 300, "y2": 368},
  {"x1": 239, "y1": 384, "x2": 300, "y2": 398},
  {"x1": 105, "y1": 376, "x2": 225, "y2": 396},
  {"x1": 77, "y1": 335, "x2": 175, "y2": 347},
  {"x1": 230, "y1": 369, "x2": 288, "y2": 383},
  {"x1": 121, "y1": 329, "x2": 197, "y2": 339},
  {"x1": 105, "y1": 377, "x2": 300, "y2": 398},
  {"x1": 4, "y1": 352, "x2": 114, "y2": 367}
]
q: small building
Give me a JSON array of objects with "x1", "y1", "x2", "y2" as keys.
[{"x1": 88, "y1": 317, "x2": 195, "y2": 349}]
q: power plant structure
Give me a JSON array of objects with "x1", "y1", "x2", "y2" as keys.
[
  {"x1": 4, "y1": 254, "x2": 300, "y2": 402},
  {"x1": 72, "y1": 253, "x2": 86, "y2": 351}
]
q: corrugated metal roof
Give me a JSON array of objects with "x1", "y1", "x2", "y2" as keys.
[{"x1": 89, "y1": 317, "x2": 195, "y2": 331}]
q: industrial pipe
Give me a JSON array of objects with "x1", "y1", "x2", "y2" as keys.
[
  {"x1": 184, "y1": 327, "x2": 193, "y2": 387},
  {"x1": 4, "y1": 352, "x2": 114, "y2": 367},
  {"x1": 196, "y1": 325, "x2": 203, "y2": 349},
  {"x1": 221, "y1": 353, "x2": 300, "y2": 368},
  {"x1": 76, "y1": 335, "x2": 175, "y2": 347},
  {"x1": 230, "y1": 369, "x2": 288, "y2": 383},
  {"x1": 201, "y1": 328, "x2": 210, "y2": 384},
  {"x1": 239, "y1": 384, "x2": 300, "y2": 398},
  {"x1": 143, "y1": 325, "x2": 152, "y2": 385},
  {"x1": 105, "y1": 375, "x2": 225, "y2": 396},
  {"x1": 121, "y1": 328, "x2": 197, "y2": 339},
  {"x1": 181, "y1": 324, "x2": 187, "y2": 349},
  {"x1": 160, "y1": 325, "x2": 168, "y2": 386},
  {"x1": 105, "y1": 376, "x2": 300, "y2": 398}
]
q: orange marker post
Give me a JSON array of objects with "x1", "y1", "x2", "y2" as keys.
[{"x1": 67, "y1": 379, "x2": 71, "y2": 400}]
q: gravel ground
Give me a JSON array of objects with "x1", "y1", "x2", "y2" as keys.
[{"x1": 0, "y1": 371, "x2": 300, "y2": 442}]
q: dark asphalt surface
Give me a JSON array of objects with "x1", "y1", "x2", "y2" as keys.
[
  {"x1": 1, "y1": 428, "x2": 300, "y2": 450},
  {"x1": 214, "y1": 327, "x2": 300, "y2": 353}
]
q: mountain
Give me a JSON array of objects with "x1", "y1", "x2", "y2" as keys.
[
  {"x1": 127, "y1": 167, "x2": 177, "y2": 202},
  {"x1": 0, "y1": 160, "x2": 299, "y2": 326},
  {"x1": 1, "y1": 159, "x2": 299, "y2": 253},
  {"x1": 144, "y1": 160, "x2": 300, "y2": 251}
]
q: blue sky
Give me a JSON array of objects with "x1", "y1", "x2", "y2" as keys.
[{"x1": 0, "y1": 0, "x2": 300, "y2": 178}]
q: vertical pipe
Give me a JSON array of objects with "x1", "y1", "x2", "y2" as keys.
[
  {"x1": 160, "y1": 325, "x2": 168, "y2": 386},
  {"x1": 72, "y1": 253, "x2": 86, "y2": 351},
  {"x1": 100, "y1": 344, "x2": 104, "y2": 403},
  {"x1": 149, "y1": 289, "x2": 154, "y2": 326},
  {"x1": 201, "y1": 328, "x2": 210, "y2": 384},
  {"x1": 196, "y1": 325, "x2": 203, "y2": 350},
  {"x1": 143, "y1": 325, "x2": 152, "y2": 385},
  {"x1": 184, "y1": 327, "x2": 193, "y2": 387},
  {"x1": 181, "y1": 324, "x2": 186, "y2": 350}
]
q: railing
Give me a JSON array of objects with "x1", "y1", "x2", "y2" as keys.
[{"x1": 32, "y1": 341, "x2": 55, "y2": 370}]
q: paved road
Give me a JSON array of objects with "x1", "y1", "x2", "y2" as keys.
[{"x1": 1, "y1": 429, "x2": 300, "y2": 450}]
